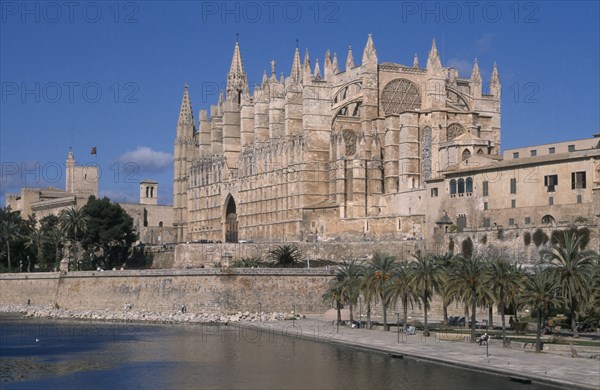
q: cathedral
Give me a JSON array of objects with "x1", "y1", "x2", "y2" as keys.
[{"x1": 172, "y1": 35, "x2": 504, "y2": 243}]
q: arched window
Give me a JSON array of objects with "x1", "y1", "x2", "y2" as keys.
[
  {"x1": 466, "y1": 177, "x2": 473, "y2": 193},
  {"x1": 450, "y1": 179, "x2": 457, "y2": 194},
  {"x1": 458, "y1": 178, "x2": 465, "y2": 194},
  {"x1": 462, "y1": 149, "x2": 471, "y2": 161},
  {"x1": 541, "y1": 215, "x2": 555, "y2": 225},
  {"x1": 158, "y1": 221, "x2": 163, "y2": 227}
]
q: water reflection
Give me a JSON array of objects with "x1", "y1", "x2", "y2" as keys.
[{"x1": 1, "y1": 315, "x2": 558, "y2": 389}]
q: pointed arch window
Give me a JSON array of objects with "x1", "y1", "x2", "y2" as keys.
[
  {"x1": 462, "y1": 149, "x2": 471, "y2": 161},
  {"x1": 458, "y1": 178, "x2": 465, "y2": 194}
]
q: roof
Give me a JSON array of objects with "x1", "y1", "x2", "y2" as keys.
[
  {"x1": 436, "y1": 212, "x2": 453, "y2": 225},
  {"x1": 443, "y1": 148, "x2": 600, "y2": 176}
]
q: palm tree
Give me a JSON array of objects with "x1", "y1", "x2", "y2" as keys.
[
  {"x1": 365, "y1": 253, "x2": 396, "y2": 330},
  {"x1": 333, "y1": 260, "x2": 364, "y2": 323},
  {"x1": 25, "y1": 226, "x2": 45, "y2": 272},
  {"x1": 269, "y1": 244, "x2": 301, "y2": 267},
  {"x1": 0, "y1": 210, "x2": 22, "y2": 272},
  {"x1": 408, "y1": 252, "x2": 443, "y2": 336},
  {"x1": 387, "y1": 260, "x2": 417, "y2": 331},
  {"x1": 361, "y1": 266, "x2": 376, "y2": 328},
  {"x1": 433, "y1": 253, "x2": 455, "y2": 325},
  {"x1": 484, "y1": 258, "x2": 524, "y2": 346},
  {"x1": 322, "y1": 281, "x2": 344, "y2": 324},
  {"x1": 45, "y1": 227, "x2": 65, "y2": 270},
  {"x1": 447, "y1": 254, "x2": 487, "y2": 342},
  {"x1": 520, "y1": 268, "x2": 564, "y2": 353},
  {"x1": 60, "y1": 207, "x2": 88, "y2": 270},
  {"x1": 540, "y1": 232, "x2": 596, "y2": 337}
]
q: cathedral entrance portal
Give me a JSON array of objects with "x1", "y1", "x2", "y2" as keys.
[{"x1": 225, "y1": 195, "x2": 238, "y2": 243}]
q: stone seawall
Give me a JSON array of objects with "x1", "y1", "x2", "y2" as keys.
[
  {"x1": 0, "y1": 269, "x2": 493, "y2": 322},
  {"x1": 0, "y1": 269, "x2": 335, "y2": 314}
]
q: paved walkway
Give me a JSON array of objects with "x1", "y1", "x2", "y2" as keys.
[{"x1": 234, "y1": 317, "x2": 600, "y2": 390}]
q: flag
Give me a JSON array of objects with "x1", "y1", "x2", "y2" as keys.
[{"x1": 91, "y1": 147, "x2": 97, "y2": 155}]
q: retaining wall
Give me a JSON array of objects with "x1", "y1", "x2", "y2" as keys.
[{"x1": 0, "y1": 269, "x2": 335, "y2": 314}]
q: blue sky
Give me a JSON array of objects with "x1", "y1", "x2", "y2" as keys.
[{"x1": 1, "y1": 1, "x2": 599, "y2": 206}]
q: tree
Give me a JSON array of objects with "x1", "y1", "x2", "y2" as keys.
[
  {"x1": 519, "y1": 268, "x2": 564, "y2": 353},
  {"x1": 540, "y1": 232, "x2": 596, "y2": 337},
  {"x1": 387, "y1": 260, "x2": 417, "y2": 331},
  {"x1": 331, "y1": 260, "x2": 364, "y2": 323},
  {"x1": 447, "y1": 254, "x2": 487, "y2": 342},
  {"x1": 81, "y1": 196, "x2": 136, "y2": 269},
  {"x1": 60, "y1": 206, "x2": 89, "y2": 270},
  {"x1": 433, "y1": 253, "x2": 455, "y2": 326},
  {"x1": 0, "y1": 208, "x2": 24, "y2": 272},
  {"x1": 365, "y1": 253, "x2": 396, "y2": 331},
  {"x1": 45, "y1": 227, "x2": 65, "y2": 271},
  {"x1": 408, "y1": 251, "x2": 443, "y2": 336},
  {"x1": 269, "y1": 244, "x2": 301, "y2": 267},
  {"x1": 484, "y1": 258, "x2": 524, "y2": 346},
  {"x1": 322, "y1": 281, "x2": 344, "y2": 325},
  {"x1": 25, "y1": 226, "x2": 44, "y2": 272}
]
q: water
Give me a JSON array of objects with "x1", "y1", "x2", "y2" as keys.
[{"x1": 0, "y1": 315, "x2": 558, "y2": 389}]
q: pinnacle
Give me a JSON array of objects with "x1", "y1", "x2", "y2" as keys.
[
  {"x1": 290, "y1": 47, "x2": 302, "y2": 82},
  {"x1": 346, "y1": 46, "x2": 354, "y2": 70},
  {"x1": 227, "y1": 40, "x2": 248, "y2": 102},
  {"x1": 362, "y1": 34, "x2": 377, "y2": 64},
  {"x1": 178, "y1": 84, "x2": 195, "y2": 129}
]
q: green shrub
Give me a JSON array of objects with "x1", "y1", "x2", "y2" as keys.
[
  {"x1": 523, "y1": 231, "x2": 532, "y2": 246},
  {"x1": 532, "y1": 228, "x2": 548, "y2": 247}
]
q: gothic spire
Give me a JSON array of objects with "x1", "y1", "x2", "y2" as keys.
[
  {"x1": 226, "y1": 40, "x2": 248, "y2": 102},
  {"x1": 427, "y1": 38, "x2": 442, "y2": 71},
  {"x1": 262, "y1": 69, "x2": 268, "y2": 86},
  {"x1": 270, "y1": 59, "x2": 277, "y2": 81},
  {"x1": 332, "y1": 52, "x2": 339, "y2": 74},
  {"x1": 324, "y1": 50, "x2": 332, "y2": 80},
  {"x1": 178, "y1": 83, "x2": 195, "y2": 131},
  {"x1": 362, "y1": 34, "x2": 377, "y2": 65},
  {"x1": 303, "y1": 48, "x2": 312, "y2": 82},
  {"x1": 490, "y1": 62, "x2": 501, "y2": 97},
  {"x1": 346, "y1": 46, "x2": 354, "y2": 70},
  {"x1": 491, "y1": 62, "x2": 500, "y2": 84},
  {"x1": 413, "y1": 53, "x2": 420, "y2": 68},
  {"x1": 290, "y1": 47, "x2": 302, "y2": 82},
  {"x1": 67, "y1": 146, "x2": 74, "y2": 160},
  {"x1": 470, "y1": 58, "x2": 481, "y2": 83},
  {"x1": 314, "y1": 58, "x2": 321, "y2": 79}
]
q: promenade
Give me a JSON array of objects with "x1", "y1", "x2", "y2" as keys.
[{"x1": 235, "y1": 317, "x2": 600, "y2": 390}]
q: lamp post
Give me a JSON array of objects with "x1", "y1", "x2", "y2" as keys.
[
  {"x1": 396, "y1": 312, "x2": 400, "y2": 343},
  {"x1": 486, "y1": 319, "x2": 490, "y2": 357},
  {"x1": 258, "y1": 302, "x2": 262, "y2": 322},
  {"x1": 359, "y1": 294, "x2": 363, "y2": 328}
]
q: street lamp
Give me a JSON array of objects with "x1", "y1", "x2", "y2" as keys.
[
  {"x1": 396, "y1": 312, "x2": 400, "y2": 343},
  {"x1": 359, "y1": 294, "x2": 363, "y2": 328}
]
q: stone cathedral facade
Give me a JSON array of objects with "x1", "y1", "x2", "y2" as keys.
[{"x1": 173, "y1": 35, "x2": 502, "y2": 243}]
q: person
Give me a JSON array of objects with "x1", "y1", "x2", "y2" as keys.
[
  {"x1": 406, "y1": 325, "x2": 416, "y2": 335},
  {"x1": 509, "y1": 316, "x2": 514, "y2": 328},
  {"x1": 479, "y1": 332, "x2": 489, "y2": 345},
  {"x1": 181, "y1": 304, "x2": 187, "y2": 314}
]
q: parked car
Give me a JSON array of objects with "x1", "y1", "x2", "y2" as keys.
[{"x1": 448, "y1": 316, "x2": 466, "y2": 326}]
